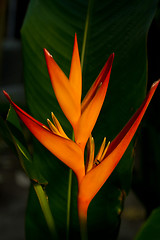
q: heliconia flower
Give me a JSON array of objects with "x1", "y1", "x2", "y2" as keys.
[
  {"x1": 3, "y1": 33, "x2": 159, "y2": 237},
  {"x1": 44, "y1": 33, "x2": 114, "y2": 151},
  {"x1": 77, "y1": 80, "x2": 160, "y2": 223},
  {"x1": 3, "y1": 34, "x2": 114, "y2": 186}
]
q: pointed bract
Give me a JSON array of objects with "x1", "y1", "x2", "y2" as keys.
[
  {"x1": 3, "y1": 91, "x2": 84, "y2": 177},
  {"x1": 75, "y1": 53, "x2": 114, "y2": 150},
  {"x1": 78, "y1": 80, "x2": 160, "y2": 210},
  {"x1": 69, "y1": 33, "x2": 82, "y2": 105},
  {"x1": 81, "y1": 53, "x2": 114, "y2": 113},
  {"x1": 44, "y1": 49, "x2": 81, "y2": 129}
]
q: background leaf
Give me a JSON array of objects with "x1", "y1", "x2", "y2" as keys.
[
  {"x1": 132, "y1": 13, "x2": 160, "y2": 216},
  {"x1": 3, "y1": 105, "x2": 48, "y2": 184},
  {"x1": 20, "y1": 0, "x2": 159, "y2": 239},
  {"x1": 135, "y1": 207, "x2": 160, "y2": 240}
]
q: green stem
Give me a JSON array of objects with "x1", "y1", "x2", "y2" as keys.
[
  {"x1": 66, "y1": 169, "x2": 72, "y2": 240},
  {"x1": 78, "y1": 197, "x2": 88, "y2": 240},
  {"x1": 79, "y1": 212, "x2": 88, "y2": 240},
  {"x1": 81, "y1": 0, "x2": 94, "y2": 72},
  {"x1": 80, "y1": 217, "x2": 88, "y2": 240},
  {"x1": 33, "y1": 183, "x2": 58, "y2": 239},
  {"x1": 66, "y1": 132, "x2": 75, "y2": 239}
]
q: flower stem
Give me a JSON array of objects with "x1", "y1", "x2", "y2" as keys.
[
  {"x1": 66, "y1": 169, "x2": 72, "y2": 240},
  {"x1": 78, "y1": 197, "x2": 88, "y2": 240},
  {"x1": 79, "y1": 214, "x2": 88, "y2": 240},
  {"x1": 33, "y1": 183, "x2": 58, "y2": 239},
  {"x1": 66, "y1": 132, "x2": 75, "y2": 239}
]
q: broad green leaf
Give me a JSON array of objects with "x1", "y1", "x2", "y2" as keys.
[
  {"x1": 135, "y1": 207, "x2": 160, "y2": 240},
  {"x1": 20, "y1": 0, "x2": 159, "y2": 239}
]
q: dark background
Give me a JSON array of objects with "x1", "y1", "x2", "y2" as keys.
[{"x1": 0, "y1": 1, "x2": 160, "y2": 239}]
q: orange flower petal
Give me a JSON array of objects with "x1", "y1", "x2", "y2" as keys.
[
  {"x1": 75, "y1": 53, "x2": 114, "y2": 150},
  {"x1": 69, "y1": 33, "x2": 82, "y2": 105},
  {"x1": 78, "y1": 80, "x2": 160, "y2": 208},
  {"x1": 3, "y1": 91, "x2": 84, "y2": 175},
  {"x1": 44, "y1": 49, "x2": 81, "y2": 129}
]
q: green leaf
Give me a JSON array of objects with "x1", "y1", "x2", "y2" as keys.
[
  {"x1": 33, "y1": 183, "x2": 58, "y2": 239},
  {"x1": 6, "y1": 105, "x2": 47, "y2": 184},
  {"x1": 20, "y1": 0, "x2": 159, "y2": 239},
  {"x1": 0, "y1": 115, "x2": 16, "y2": 152},
  {"x1": 135, "y1": 207, "x2": 160, "y2": 240}
]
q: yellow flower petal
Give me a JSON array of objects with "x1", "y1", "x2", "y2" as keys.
[
  {"x1": 47, "y1": 118, "x2": 60, "y2": 135},
  {"x1": 51, "y1": 112, "x2": 69, "y2": 139},
  {"x1": 86, "y1": 135, "x2": 95, "y2": 173},
  {"x1": 94, "y1": 137, "x2": 106, "y2": 163}
]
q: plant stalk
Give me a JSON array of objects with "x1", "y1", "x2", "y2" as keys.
[
  {"x1": 78, "y1": 197, "x2": 88, "y2": 240},
  {"x1": 66, "y1": 169, "x2": 72, "y2": 240},
  {"x1": 66, "y1": 132, "x2": 75, "y2": 239}
]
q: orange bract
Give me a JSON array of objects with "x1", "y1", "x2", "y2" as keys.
[
  {"x1": 44, "y1": 48, "x2": 81, "y2": 129},
  {"x1": 78, "y1": 80, "x2": 160, "y2": 214},
  {"x1": 3, "y1": 91, "x2": 85, "y2": 182},
  {"x1": 69, "y1": 34, "x2": 82, "y2": 104},
  {"x1": 75, "y1": 53, "x2": 114, "y2": 151}
]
